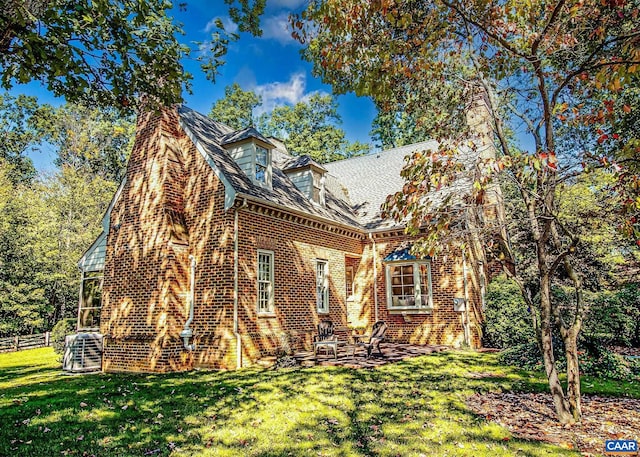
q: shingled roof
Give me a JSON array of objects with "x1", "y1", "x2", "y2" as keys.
[
  {"x1": 178, "y1": 106, "x2": 476, "y2": 233},
  {"x1": 324, "y1": 141, "x2": 440, "y2": 229},
  {"x1": 178, "y1": 106, "x2": 361, "y2": 229}
]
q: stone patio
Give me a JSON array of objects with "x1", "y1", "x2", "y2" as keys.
[{"x1": 293, "y1": 342, "x2": 450, "y2": 368}]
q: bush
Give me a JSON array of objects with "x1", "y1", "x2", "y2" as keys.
[
  {"x1": 482, "y1": 275, "x2": 536, "y2": 349},
  {"x1": 583, "y1": 284, "x2": 640, "y2": 347},
  {"x1": 497, "y1": 342, "x2": 543, "y2": 371},
  {"x1": 51, "y1": 318, "x2": 76, "y2": 355}
]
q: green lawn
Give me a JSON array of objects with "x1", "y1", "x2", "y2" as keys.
[{"x1": 0, "y1": 347, "x2": 630, "y2": 457}]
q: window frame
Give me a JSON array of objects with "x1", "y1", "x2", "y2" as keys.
[
  {"x1": 385, "y1": 260, "x2": 433, "y2": 312},
  {"x1": 255, "y1": 145, "x2": 269, "y2": 185},
  {"x1": 257, "y1": 249, "x2": 275, "y2": 314},
  {"x1": 77, "y1": 270, "x2": 104, "y2": 331},
  {"x1": 316, "y1": 259, "x2": 329, "y2": 314},
  {"x1": 345, "y1": 265, "x2": 355, "y2": 300}
]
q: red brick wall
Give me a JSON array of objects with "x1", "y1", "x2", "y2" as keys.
[
  {"x1": 356, "y1": 234, "x2": 483, "y2": 348},
  {"x1": 101, "y1": 108, "x2": 196, "y2": 373},
  {"x1": 100, "y1": 108, "x2": 484, "y2": 373}
]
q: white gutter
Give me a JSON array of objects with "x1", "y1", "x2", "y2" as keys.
[
  {"x1": 233, "y1": 198, "x2": 248, "y2": 368},
  {"x1": 369, "y1": 233, "x2": 379, "y2": 322},
  {"x1": 180, "y1": 255, "x2": 197, "y2": 350},
  {"x1": 462, "y1": 250, "x2": 471, "y2": 347}
]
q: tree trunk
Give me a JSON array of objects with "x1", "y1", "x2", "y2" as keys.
[
  {"x1": 539, "y1": 274, "x2": 575, "y2": 424},
  {"x1": 564, "y1": 328, "x2": 582, "y2": 421}
]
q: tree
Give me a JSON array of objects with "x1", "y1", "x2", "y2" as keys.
[
  {"x1": 33, "y1": 166, "x2": 117, "y2": 328},
  {"x1": 0, "y1": 159, "x2": 45, "y2": 335},
  {"x1": 294, "y1": 0, "x2": 640, "y2": 423},
  {"x1": 42, "y1": 103, "x2": 135, "y2": 183},
  {"x1": 209, "y1": 83, "x2": 262, "y2": 130},
  {"x1": 370, "y1": 107, "x2": 427, "y2": 149},
  {"x1": 0, "y1": 92, "x2": 51, "y2": 184},
  {"x1": 258, "y1": 93, "x2": 370, "y2": 163},
  {"x1": 0, "y1": 0, "x2": 266, "y2": 112},
  {"x1": 0, "y1": 159, "x2": 116, "y2": 336}
]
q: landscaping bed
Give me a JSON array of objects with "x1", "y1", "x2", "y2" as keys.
[{"x1": 467, "y1": 392, "x2": 640, "y2": 456}]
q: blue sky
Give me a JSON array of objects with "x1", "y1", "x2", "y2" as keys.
[{"x1": 15, "y1": 0, "x2": 377, "y2": 171}]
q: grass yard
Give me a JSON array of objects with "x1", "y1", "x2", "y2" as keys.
[{"x1": 0, "y1": 347, "x2": 636, "y2": 457}]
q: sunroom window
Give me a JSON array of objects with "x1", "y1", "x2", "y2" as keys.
[
  {"x1": 78, "y1": 270, "x2": 103, "y2": 330},
  {"x1": 385, "y1": 261, "x2": 433, "y2": 310}
]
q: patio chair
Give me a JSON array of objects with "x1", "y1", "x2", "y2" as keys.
[
  {"x1": 313, "y1": 320, "x2": 338, "y2": 359},
  {"x1": 359, "y1": 321, "x2": 388, "y2": 358}
]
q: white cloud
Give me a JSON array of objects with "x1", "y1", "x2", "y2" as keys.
[
  {"x1": 249, "y1": 73, "x2": 330, "y2": 115},
  {"x1": 204, "y1": 16, "x2": 238, "y2": 35},
  {"x1": 253, "y1": 73, "x2": 309, "y2": 114},
  {"x1": 261, "y1": 13, "x2": 295, "y2": 46}
]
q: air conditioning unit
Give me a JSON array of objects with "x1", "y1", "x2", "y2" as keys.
[{"x1": 63, "y1": 333, "x2": 103, "y2": 372}]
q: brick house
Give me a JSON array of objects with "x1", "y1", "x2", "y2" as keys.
[{"x1": 77, "y1": 105, "x2": 490, "y2": 373}]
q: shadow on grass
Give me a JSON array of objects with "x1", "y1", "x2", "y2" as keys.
[{"x1": 0, "y1": 348, "x2": 581, "y2": 457}]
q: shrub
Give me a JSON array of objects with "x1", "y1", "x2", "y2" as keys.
[
  {"x1": 583, "y1": 284, "x2": 640, "y2": 347},
  {"x1": 482, "y1": 275, "x2": 536, "y2": 349},
  {"x1": 497, "y1": 342, "x2": 543, "y2": 371},
  {"x1": 51, "y1": 318, "x2": 76, "y2": 355}
]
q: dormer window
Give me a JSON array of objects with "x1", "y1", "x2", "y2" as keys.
[
  {"x1": 311, "y1": 170, "x2": 325, "y2": 206},
  {"x1": 220, "y1": 127, "x2": 274, "y2": 189},
  {"x1": 283, "y1": 155, "x2": 327, "y2": 207},
  {"x1": 256, "y1": 146, "x2": 268, "y2": 184}
]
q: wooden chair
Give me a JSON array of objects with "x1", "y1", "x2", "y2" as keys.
[
  {"x1": 313, "y1": 320, "x2": 338, "y2": 359},
  {"x1": 359, "y1": 321, "x2": 388, "y2": 358}
]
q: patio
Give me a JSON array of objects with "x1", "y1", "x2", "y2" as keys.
[{"x1": 293, "y1": 342, "x2": 451, "y2": 368}]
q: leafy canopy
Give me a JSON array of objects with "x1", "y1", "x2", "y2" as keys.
[
  {"x1": 293, "y1": 0, "x2": 639, "y2": 424},
  {"x1": 208, "y1": 83, "x2": 262, "y2": 130},
  {"x1": 257, "y1": 92, "x2": 370, "y2": 163},
  {"x1": 0, "y1": 0, "x2": 266, "y2": 112}
]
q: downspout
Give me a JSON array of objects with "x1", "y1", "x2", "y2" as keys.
[
  {"x1": 180, "y1": 255, "x2": 197, "y2": 350},
  {"x1": 462, "y1": 250, "x2": 471, "y2": 347},
  {"x1": 369, "y1": 233, "x2": 379, "y2": 322},
  {"x1": 233, "y1": 198, "x2": 248, "y2": 368}
]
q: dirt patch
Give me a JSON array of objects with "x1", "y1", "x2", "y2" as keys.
[{"x1": 467, "y1": 392, "x2": 640, "y2": 456}]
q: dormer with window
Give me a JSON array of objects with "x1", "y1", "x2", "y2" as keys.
[
  {"x1": 283, "y1": 155, "x2": 327, "y2": 206},
  {"x1": 220, "y1": 127, "x2": 274, "y2": 189}
]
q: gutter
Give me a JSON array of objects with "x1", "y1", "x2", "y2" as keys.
[
  {"x1": 233, "y1": 198, "x2": 248, "y2": 368},
  {"x1": 180, "y1": 255, "x2": 197, "y2": 350},
  {"x1": 369, "y1": 233, "x2": 379, "y2": 322},
  {"x1": 462, "y1": 250, "x2": 471, "y2": 347}
]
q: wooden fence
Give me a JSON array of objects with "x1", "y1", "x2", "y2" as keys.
[{"x1": 0, "y1": 332, "x2": 51, "y2": 353}]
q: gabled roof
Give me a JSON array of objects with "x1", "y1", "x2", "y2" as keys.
[
  {"x1": 324, "y1": 141, "x2": 440, "y2": 229},
  {"x1": 283, "y1": 155, "x2": 327, "y2": 172},
  {"x1": 219, "y1": 126, "x2": 274, "y2": 148},
  {"x1": 179, "y1": 106, "x2": 478, "y2": 233},
  {"x1": 178, "y1": 106, "x2": 361, "y2": 228}
]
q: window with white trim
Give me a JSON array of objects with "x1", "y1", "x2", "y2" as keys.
[
  {"x1": 78, "y1": 270, "x2": 103, "y2": 330},
  {"x1": 345, "y1": 266, "x2": 354, "y2": 300},
  {"x1": 385, "y1": 261, "x2": 433, "y2": 310},
  {"x1": 257, "y1": 250, "x2": 274, "y2": 313},
  {"x1": 255, "y1": 146, "x2": 268, "y2": 184},
  {"x1": 316, "y1": 259, "x2": 329, "y2": 313}
]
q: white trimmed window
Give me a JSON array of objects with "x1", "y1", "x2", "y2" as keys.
[
  {"x1": 255, "y1": 146, "x2": 268, "y2": 184},
  {"x1": 345, "y1": 266, "x2": 354, "y2": 300},
  {"x1": 316, "y1": 259, "x2": 329, "y2": 313},
  {"x1": 78, "y1": 270, "x2": 103, "y2": 330},
  {"x1": 385, "y1": 261, "x2": 433, "y2": 310},
  {"x1": 257, "y1": 250, "x2": 274, "y2": 313}
]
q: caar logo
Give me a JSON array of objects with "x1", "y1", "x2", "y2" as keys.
[{"x1": 605, "y1": 440, "x2": 639, "y2": 456}]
